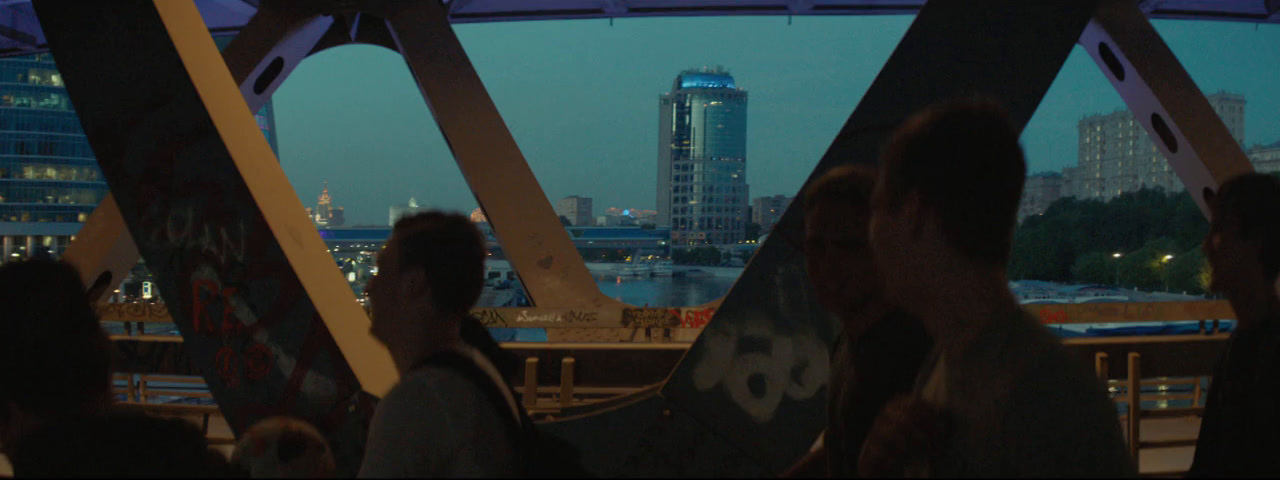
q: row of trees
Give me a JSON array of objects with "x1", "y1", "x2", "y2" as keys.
[{"x1": 1008, "y1": 187, "x2": 1212, "y2": 294}]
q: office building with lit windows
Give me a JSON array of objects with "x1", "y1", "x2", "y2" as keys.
[
  {"x1": 1067, "y1": 91, "x2": 1244, "y2": 201},
  {"x1": 750, "y1": 194, "x2": 791, "y2": 233},
  {"x1": 0, "y1": 42, "x2": 278, "y2": 262},
  {"x1": 0, "y1": 53, "x2": 105, "y2": 259},
  {"x1": 657, "y1": 67, "x2": 749, "y2": 246}
]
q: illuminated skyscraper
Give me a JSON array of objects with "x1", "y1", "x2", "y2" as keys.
[
  {"x1": 0, "y1": 53, "x2": 106, "y2": 260},
  {"x1": 313, "y1": 181, "x2": 344, "y2": 227},
  {"x1": 658, "y1": 67, "x2": 749, "y2": 246}
]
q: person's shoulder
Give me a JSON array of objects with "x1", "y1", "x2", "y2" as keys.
[
  {"x1": 863, "y1": 308, "x2": 933, "y2": 353},
  {"x1": 392, "y1": 366, "x2": 479, "y2": 399}
]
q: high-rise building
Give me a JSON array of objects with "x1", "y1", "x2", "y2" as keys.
[
  {"x1": 1016, "y1": 172, "x2": 1064, "y2": 221},
  {"x1": 0, "y1": 40, "x2": 280, "y2": 263},
  {"x1": 0, "y1": 53, "x2": 106, "y2": 260},
  {"x1": 389, "y1": 197, "x2": 430, "y2": 226},
  {"x1": 555, "y1": 195, "x2": 593, "y2": 226},
  {"x1": 313, "y1": 181, "x2": 344, "y2": 227},
  {"x1": 658, "y1": 67, "x2": 749, "y2": 245},
  {"x1": 1068, "y1": 91, "x2": 1244, "y2": 200},
  {"x1": 750, "y1": 195, "x2": 791, "y2": 233}
]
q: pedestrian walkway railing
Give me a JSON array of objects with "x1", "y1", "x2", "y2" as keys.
[
  {"x1": 100, "y1": 299, "x2": 1235, "y2": 471},
  {"x1": 111, "y1": 372, "x2": 232, "y2": 445},
  {"x1": 1073, "y1": 334, "x2": 1228, "y2": 477}
]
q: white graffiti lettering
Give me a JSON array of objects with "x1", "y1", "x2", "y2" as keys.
[{"x1": 690, "y1": 317, "x2": 829, "y2": 423}]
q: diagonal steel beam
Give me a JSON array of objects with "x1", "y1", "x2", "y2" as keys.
[
  {"x1": 63, "y1": 4, "x2": 333, "y2": 303},
  {"x1": 383, "y1": 0, "x2": 621, "y2": 309},
  {"x1": 655, "y1": 1, "x2": 1099, "y2": 474},
  {"x1": 35, "y1": 1, "x2": 392, "y2": 475},
  {"x1": 1080, "y1": 0, "x2": 1254, "y2": 216}
]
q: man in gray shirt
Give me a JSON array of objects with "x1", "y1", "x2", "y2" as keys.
[
  {"x1": 360, "y1": 212, "x2": 521, "y2": 477},
  {"x1": 861, "y1": 99, "x2": 1134, "y2": 477}
]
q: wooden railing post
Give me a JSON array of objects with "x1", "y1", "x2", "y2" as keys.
[
  {"x1": 560, "y1": 357, "x2": 576, "y2": 408},
  {"x1": 1127, "y1": 352, "x2": 1142, "y2": 464},
  {"x1": 1095, "y1": 352, "x2": 1110, "y2": 385},
  {"x1": 523, "y1": 357, "x2": 538, "y2": 409}
]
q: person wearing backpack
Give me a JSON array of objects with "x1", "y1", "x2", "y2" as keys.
[{"x1": 360, "y1": 211, "x2": 524, "y2": 477}]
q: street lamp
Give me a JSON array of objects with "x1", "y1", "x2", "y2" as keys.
[
  {"x1": 1112, "y1": 252, "x2": 1123, "y2": 287},
  {"x1": 1161, "y1": 254, "x2": 1175, "y2": 292}
]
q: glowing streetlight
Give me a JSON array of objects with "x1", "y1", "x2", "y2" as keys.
[
  {"x1": 1161, "y1": 254, "x2": 1175, "y2": 292},
  {"x1": 1112, "y1": 252, "x2": 1123, "y2": 287}
]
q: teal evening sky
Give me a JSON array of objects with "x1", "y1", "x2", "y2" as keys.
[{"x1": 270, "y1": 16, "x2": 1280, "y2": 226}]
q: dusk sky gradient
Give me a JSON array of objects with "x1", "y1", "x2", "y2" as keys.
[{"x1": 270, "y1": 16, "x2": 1280, "y2": 226}]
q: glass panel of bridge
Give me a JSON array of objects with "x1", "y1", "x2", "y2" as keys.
[
  {"x1": 1016, "y1": 21, "x2": 1280, "y2": 337},
  {"x1": 452, "y1": 15, "x2": 912, "y2": 307},
  {"x1": 268, "y1": 44, "x2": 535, "y2": 307}
]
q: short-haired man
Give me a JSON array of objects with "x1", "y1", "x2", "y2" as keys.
[
  {"x1": 782, "y1": 165, "x2": 933, "y2": 478},
  {"x1": 360, "y1": 211, "x2": 522, "y2": 477},
  {"x1": 861, "y1": 99, "x2": 1133, "y2": 477},
  {"x1": 1190, "y1": 173, "x2": 1280, "y2": 477}
]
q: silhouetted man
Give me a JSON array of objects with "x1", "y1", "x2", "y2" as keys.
[
  {"x1": 0, "y1": 259, "x2": 113, "y2": 458},
  {"x1": 360, "y1": 211, "x2": 522, "y2": 477},
  {"x1": 861, "y1": 99, "x2": 1133, "y2": 477},
  {"x1": 1190, "y1": 173, "x2": 1280, "y2": 477},
  {"x1": 782, "y1": 165, "x2": 932, "y2": 477}
]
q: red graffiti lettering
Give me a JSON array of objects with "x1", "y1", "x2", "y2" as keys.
[
  {"x1": 244, "y1": 343, "x2": 272, "y2": 381},
  {"x1": 192, "y1": 279, "x2": 219, "y2": 334},
  {"x1": 220, "y1": 286, "x2": 241, "y2": 336},
  {"x1": 192, "y1": 280, "x2": 247, "y2": 337},
  {"x1": 1038, "y1": 307, "x2": 1068, "y2": 324},
  {"x1": 682, "y1": 308, "x2": 715, "y2": 328},
  {"x1": 215, "y1": 346, "x2": 238, "y2": 388}
]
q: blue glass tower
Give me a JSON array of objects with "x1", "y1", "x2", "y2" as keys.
[{"x1": 658, "y1": 67, "x2": 749, "y2": 246}]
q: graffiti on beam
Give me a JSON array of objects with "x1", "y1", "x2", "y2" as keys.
[
  {"x1": 472, "y1": 308, "x2": 509, "y2": 327},
  {"x1": 1029, "y1": 300, "x2": 1234, "y2": 325},
  {"x1": 39, "y1": 2, "x2": 375, "y2": 472},
  {"x1": 150, "y1": 206, "x2": 247, "y2": 266},
  {"x1": 690, "y1": 315, "x2": 828, "y2": 423},
  {"x1": 514, "y1": 309, "x2": 598, "y2": 324},
  {"x1": 621, "y1": 308, "x2": 680, "y2": 329},
  {"x1": 96, "y1": 302, "x2": 172, "y2": 323},
  {"x1": 680, "y1": 308, "x2": 715, "y2": 329},
  {"x1": 619, "y1": 307, "x2": 717, "y2": 329}
]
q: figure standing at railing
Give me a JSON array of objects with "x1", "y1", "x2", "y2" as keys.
[
  {"x1": 360, "y1": 211, "x2": 523, "y2": 477},
  {"x1": 780, "y1": 164, "x2": 933, "y2": 478},
  {"x1": 1190, "y1": 173, "x2": 1280, "y2": 477},
  {"x1": 859, "y1": 99, "x2": 1134, "y2": 477}
]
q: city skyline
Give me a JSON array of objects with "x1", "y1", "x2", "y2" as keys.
[{"x1": 271, "y1": 16, "x2": 1280, "y2": 226}]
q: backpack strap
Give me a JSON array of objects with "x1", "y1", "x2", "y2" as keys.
[{"x1": 413, "y1": 350, "x2": 532, "y2": 463}]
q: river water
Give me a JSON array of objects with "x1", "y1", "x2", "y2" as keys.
[{"x1": 592, "y1": 273, "x2": 739, "y2": 307}]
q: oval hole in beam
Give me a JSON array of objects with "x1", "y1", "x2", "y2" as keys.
[
  {"x1": 1151, "y1": 112, "x2": 1178, "y2": 154},
  {"x1": 1098, "y1": 41, "x2": 1125, "y2": 82},
  {"x1": 253, "y1": 57, "x2": 285, "y2": 95}
]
